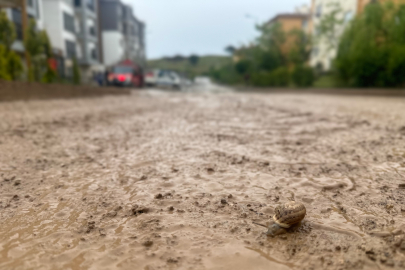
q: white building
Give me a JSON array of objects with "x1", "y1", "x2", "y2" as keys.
[
  {"x1": 310, "y1": 0, "x2": 357, "y2": 71},
  {"x1": 42, "y1": 0, "x2": 81, "y2": 77}
]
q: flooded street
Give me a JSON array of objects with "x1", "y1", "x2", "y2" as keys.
[{"x1": 1, "y1": 90, "x2": 405, "y2": 270}]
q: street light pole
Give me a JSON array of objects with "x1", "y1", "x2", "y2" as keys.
[{"x1": 20, "y1": 0, "x2": 31, "y2": 72}]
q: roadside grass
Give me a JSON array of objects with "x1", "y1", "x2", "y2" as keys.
[{"x1": 313, "y1": 75, "x2": 340, "y2": 88}]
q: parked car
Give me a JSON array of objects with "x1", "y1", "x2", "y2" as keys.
[
  {"x1": 145, "y1": 69, "x2": 160, "y2": 87},
  {"x1": 145, "y1": 69, "x2": 182, "y2": 89},
  {"x1": 106, "y1": 60, "x2": 143, "y2": 87}
]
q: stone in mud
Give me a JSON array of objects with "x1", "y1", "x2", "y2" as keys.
[
  {"x1": 142, "y1": 240, "x2": 153, "y2": 247},
  {"x1": 168, "y1": 206, "x2": 174, "y2": 211},
  {"x1": 398, "y1": 184, "x2": 405, "y2": 189},
  {"x1": 155, "y1": 193, "x2": 163, "y2": 199},
  {"x1": 106, "y1": 211, "x2": 117, "y2": 217},
  {"x1": 220, "y1": 198, "x2": 227, "y2": 204},
  {"x1": 365, "y1": 249, "x2": 376, "y2": 261},
  {"x1": 14, "y1": 180, "x2": 21, "y2": 186},
  {"x1": 400, "y1": 241, "x2": 405, "y2": 251}
]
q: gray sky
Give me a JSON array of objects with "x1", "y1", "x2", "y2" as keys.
[{"x1": 123, "y1": 0, "x2": 307, "y2": 59}]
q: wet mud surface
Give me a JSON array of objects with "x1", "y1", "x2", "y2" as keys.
[{"x1": 1, "y1": 91, "x2": 405, "y2": 269}]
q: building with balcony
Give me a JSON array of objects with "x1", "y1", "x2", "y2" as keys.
[
  {"x1": 73, "y1": 0, "x2": 102, "y2": 80},
  {"x1": 98, "y1": 0, "x2": 145, "y2": 67},
  {"x1": 42, "y1": 0, "x2": 79, "y2": 78}
]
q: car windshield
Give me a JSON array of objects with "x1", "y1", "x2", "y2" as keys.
[{"x1": 113, "y1": 66, "x2": 133, "y2": 74}]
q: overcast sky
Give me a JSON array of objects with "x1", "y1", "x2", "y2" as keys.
[{"x1": 123, "y1": 0, "x2": 307, "y2": 59}]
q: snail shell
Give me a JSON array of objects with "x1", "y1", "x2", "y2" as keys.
[{"x1": 273, "y1": 201, "x2": 306, "y2": 228}]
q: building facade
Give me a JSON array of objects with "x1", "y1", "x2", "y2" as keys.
[
  {"x1": 73, "y1": 0, "x2": 102, "y2": 81},
  {"x1": 98, "y1": 0, "x2": 145, "y2": 67},
  {"x1": 42, "y1": 0, "x2": 79, "y2": 78},
  {"x1": 309, "y1": 0, "x2": 358, "y2": 72}
]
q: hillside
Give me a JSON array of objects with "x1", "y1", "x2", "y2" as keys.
[{"x1": 147, "y1": 55, "x2": 232, "y2": 77}]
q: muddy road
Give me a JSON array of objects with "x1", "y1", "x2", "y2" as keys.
[{"x1": 1, "y1": 90, "x2": 405, "y2": 270}]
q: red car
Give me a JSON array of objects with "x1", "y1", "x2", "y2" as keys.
[{"x1": 106, "y1": 60, "x2": 144, "y2": 87}]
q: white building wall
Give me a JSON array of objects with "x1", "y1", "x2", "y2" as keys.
[
  {"x1": 43, "y1": 0, "x2": 76, "y2": 57},
  {"x1": 102, "y1": 31, "x2": 124, "y2": 66},
  {"x1": 310, "y1": 0, "x2": 357, "y2": 71}
]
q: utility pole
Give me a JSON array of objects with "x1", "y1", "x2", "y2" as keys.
[{"x1": 20, "y1": 0, "x2": 31, "y2": 71}]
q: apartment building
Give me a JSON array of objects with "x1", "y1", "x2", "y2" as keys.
[
  {"x1": 266, "y1": 12, "x2": 309, "y2": 57},
  {"x1": 98, "y1": 0, "x2": 145, "y2": 67},
  {"x1": 310, "y1": 0, "x2": 358, "y2": 72}
]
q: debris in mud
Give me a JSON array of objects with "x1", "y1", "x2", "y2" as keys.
[
  {"x1": 132, "y1": 204, "x2": 149, "y2": 215},
  {"x1": 167, "y1": 257, "x2": 179, "y2": 264},
  {"x1": 398, "y1": 184, "x2": 405, "y2": 189},
  {"x1": 99, "y1": 228, "x2": 106, "y2": 236},
  {"x1": 86, "y1": 221, "x2": 96, "y2": 233},
  {"x1": 14, "y1": 180, "x2": 21, "y2": 186},
  {"x1": 12, "y1": 195, "x2": 19, "y2": 201}
]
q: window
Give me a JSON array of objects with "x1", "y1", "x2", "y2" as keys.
[
  {"x1": 11, "y1": 9, "x2": 23, "y2": 40},
  {"x1": 63, "y1": 12, "x2": 75, "y2": 33},
  {"x1": 86, "y1": 0, "x2": 94, "y2": 11},
  {"x1": 65, "y1": 40, "x2": 76, "y2": 59},
  {"x1": 28, "y1": 0, "x2": 34, "y2": 7},
  {"x1": 316, "y1": 5, "x2": 322, "y2": 17},
  {"x1": 302, "y1": 19, "x2": 308, "y2": 30},
  {"x1": 91, "y1": 48, "x2": 97, "y2": 60},
  {"x1": 74, "y1": 0, "x2": 81, "y2": 7},
  {"x1": 89, "y1": 26, "x2": 96, "y2": 36},
  {"x1": 344, "y1": 11, "x2": 353, "y2": 23}
]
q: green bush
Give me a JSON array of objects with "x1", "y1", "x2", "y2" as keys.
[
  {"x1": 7, "y1": 51, "x2": 23, "y2": 80},
  {"x1": 335, "y1": 2, "x2": 405, "y2": 87},
  {"x1": 292, "y1": 65, "x2": 315, "y2": 87},
  {"x1": 0, "y1": 45, "x2": 11, "y2": 80},
  {"x1": 72, "y1": 58, "x2": 81, "y2": 85},
  {"x1": 270, "y1": 67, "x2": 290, "y2": 86},
  {"x1": 251, "y1": 67, "x2": 290, "y2": 87}
]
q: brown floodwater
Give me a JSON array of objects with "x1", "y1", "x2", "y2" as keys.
[{"x1": 1, "y1": 90, "x2": 405, "y2": 270}]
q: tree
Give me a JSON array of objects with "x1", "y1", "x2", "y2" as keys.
[
  {"x1": 188, "y1": 54, "x2": 199, "y2": 66},
  {"x1": 7, "y1": 51, "x2": 23, "y2": 80},
  {"x1": 235, "y1": 59, "x2": 251, "y2": 75},
  {"x1": 0, "y1": 45, "x2": 11, "y2": 80},
  {"x1": 40, "y1": 30, "x2": 57, "y2": 83},
  {"x1": 224, "y1": 45, "x2": 236, "y2": 55},
  {"x1": 335, "y1": 1, "x2": 405, "y2": 87},
  {"x1": 25, "y1": 19, "x2": 44, "y2": 82},
  {"x1": 288, "y1": 29, "x2": 312, "y2": 65},
  {"x1": 0, "y1": 10, "x2": 16, "y2": 51},
  {"x1": 315, "y1": 2, "x2": 345, "y2": 56}
]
